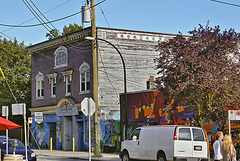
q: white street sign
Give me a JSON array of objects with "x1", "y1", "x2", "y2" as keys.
[
  {"x1": 228, "y1": 110, "x2": 240, "y2": 120},
  {"x1": 28, "y1": 117, "x2": 32, "y2": 124},
  {"x1": 12, "y1": 103, "x2": 25, "y2": 115},
  {"x1": 81, "y1": 98, "x2": 96, "y2": 116},
  {"x1": 2, "y1": 106, "x2": 8, "y2": 117},
  {"x1": 81, "y1": 98, "x2": 89, "y2": 116},
  {"x1": 88, "y1": 98, "x2": 96, "y2": 116},
  {"x1": 235, "y1": 110, "x2": 240, "y2": 120},
  {"x1": 34, "y1": 112, "x2": 43, "y2": 124},
  {"x1": 229, "y1": 110, "x2": 235, "y2": 120}
]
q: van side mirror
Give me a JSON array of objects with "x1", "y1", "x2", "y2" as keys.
[{"x1": 132, "y1": 135, "x2": 137, "y2": 141}]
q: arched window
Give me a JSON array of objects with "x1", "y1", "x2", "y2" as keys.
[
  {"x1": 36, "y1": 72, "x2": 44, "y2": 99},
  {"x1": 79, "y1": 62, "x2": 90, "y2": 93},
  {"x1": 54, "y1": 46, "x2": 68, "y2": 69}
]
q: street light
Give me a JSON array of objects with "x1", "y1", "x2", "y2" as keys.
[{"x1": 85, "y1": 36, "x2": 128, "y2": 140}]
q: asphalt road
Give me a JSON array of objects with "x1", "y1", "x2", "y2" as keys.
[{"x1": 37, "y1": 156, "x2": 121, "y2": 161}]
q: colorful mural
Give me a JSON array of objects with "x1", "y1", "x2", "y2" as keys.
[
  {"x1": 99, "y1": 110, "x2": 121, "y2": 152},
  {"x1": 121, "y1": 90, "x2": 240, "y2": 157}
]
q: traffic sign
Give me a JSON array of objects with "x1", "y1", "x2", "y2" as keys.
[
  {"x1": 2, "y1": 106, "x2": 8, "y2": 117},
  {"x1": 12, "y1": 103, "x2": 25, "y2": 115},
  {"x1": 81, "y1": 98, "x2": 96, "y2": 116},
  {"x1": 28, "y1": 117, "x2": 32, "y2": 124},
  {"x1": 228, "y1": 110, "x2": 240, "y2": 120},
  {"x1": 34, "y1": 112, "x2": 43, "y2": 124}
]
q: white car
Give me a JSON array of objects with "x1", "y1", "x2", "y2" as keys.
[{"x1": 119, "y1": 125, "x2": 208, "y2": 161}]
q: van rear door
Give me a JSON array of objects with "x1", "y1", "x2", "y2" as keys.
[
  {"x1": 174, "y1": 127, "x2": 193, "y2": 157},
  {"x1": 192, "y1": 128, "x2": 207, "y2": 158}
]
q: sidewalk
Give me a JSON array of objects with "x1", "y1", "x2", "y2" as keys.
[{"x1": 34, "y1": 149, "x2": 120, "y2": 160}]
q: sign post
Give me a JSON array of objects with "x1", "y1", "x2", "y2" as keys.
[
  {"x1": 11, "y1": 103, "x2": 28, "y2": 161},
  {"x1": 2, "y1": 106, "x2": 8, "y2": 154},
  {"x1": 81, "y1": 98, "x2": 95, "y2": 161},
  {"x1": 28, "y1": 117, "x2": 32, "y2": 146}
]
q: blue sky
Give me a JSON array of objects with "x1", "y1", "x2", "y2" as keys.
[{"x1": 1, "y1": 0, "x2": 240, "y2": 45}]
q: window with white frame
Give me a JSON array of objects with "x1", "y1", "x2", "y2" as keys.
[
  {"x1": 61, "y1": 70, "x2": 73, "y2": 96},
  {"x1": 66, "y1": 75, "x2": 71, "y2": 94},
  {"x1": 79, "y1": 62, "x2": 90, "y2": 93},
  {"x1": 36, "y1": 72, "x2": 44, "y2": 99},
  {"x1": 54, "y1": 46, "x2": 68, "y2": 69},
  {"x1": 47, "y1": 73, "x2": 57, "y2": 98}
]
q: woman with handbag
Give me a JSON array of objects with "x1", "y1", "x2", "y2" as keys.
[{"x1": 223, "y1": 135, "x2": 236, "y2": 161}]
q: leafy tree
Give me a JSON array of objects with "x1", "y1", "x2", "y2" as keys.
[
  {"x1": 46, "y1": 23, "x2": 82, "y2": 39},
  {"x1": 0, "y1": 38, "x2": 31, "y2": 125},
  {"x1": 46, "y1": 29, "x2": 60, "y2": 39},
  {"x1": 62, "y1": 23, "x2": 82, "y2": 35},
  {"x1": 155, "y1": 24, "x2": 240, "y2": 130}
]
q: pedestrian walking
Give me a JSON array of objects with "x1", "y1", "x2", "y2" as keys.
[
  {"x1": 223, "y1": 135, "x2": 236, "y2": 161},
  {"x1": 213, "y1": 131, "x2": 224, "y2": 161}
]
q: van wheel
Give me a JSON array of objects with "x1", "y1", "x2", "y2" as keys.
[
  {"x1": 122, "y1": 151, "x2": 131, "y2": 161},
  {"x1": 157, "y1": 153, "x2": 166, "y2": 161}
]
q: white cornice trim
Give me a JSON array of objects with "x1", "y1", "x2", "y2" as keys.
[{"x1": 27, "y1": 28, "x2": 92, "y2": 53}]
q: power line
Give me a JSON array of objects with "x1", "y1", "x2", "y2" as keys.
[
  {"x1": 22, "y1": 0, "x2": 52, "y2": 32},
  {"x1": 210, "y1": 0, "x2": 240, "y2": 8},
  {"x1": 97, "y1": 0, "x2": 110, "y2": 28},
  {"x1": 0, "y1": 0, "x2": 106, "y2": 28},
  {"x1": 29, "y1": 0, "x2": 58, "y2": 31},
  {"x1": 1, "y1": 0, "x2": 71, "y2": 33}
]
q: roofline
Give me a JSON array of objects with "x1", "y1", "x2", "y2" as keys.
[
  {"x1": 27, "y1": 27, "x2": 92, "y2": 53},
  {"x1": 96, "y1": 27, "x2": 190, "y2": 37},
  {"x1": 27, "y1": 26, "x2": 190, "y2": 53}
]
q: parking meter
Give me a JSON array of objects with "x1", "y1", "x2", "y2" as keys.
[{"x1": 12, "y1": 139, "x2": 17, "y2": 155}]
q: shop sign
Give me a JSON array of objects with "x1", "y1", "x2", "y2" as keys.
[{"x1": 55, "y1": 106, "x2": 79, "y2": 117}]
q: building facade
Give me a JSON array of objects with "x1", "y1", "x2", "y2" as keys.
[{"x1": 28, "y1": 27, "x2": 176, "y2": 151}]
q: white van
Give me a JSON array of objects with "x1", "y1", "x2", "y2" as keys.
[{"x1": 119, "y1": 125, "x2": 208, "y2": 161}]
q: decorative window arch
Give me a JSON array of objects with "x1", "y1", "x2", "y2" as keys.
[
  {"x1": 54, "y1": 46, "x2": 68, "y2": 69},
  {"x1": 36, "y1": 71, "x2": 44, "y2": 99},
  {"x1": 79, "y1": 62, "x2": 90, "y2": 93}
]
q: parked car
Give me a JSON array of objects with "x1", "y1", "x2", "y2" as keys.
[
  {"x1": 0, "y1": 139, "x2": 36, "y2": 161},
  {"x1": 119, "y1": 125, "x2": 208, "y2": 161},
  {"x1": 0, "y1": 136, "x2": 8, "y2": 140}
]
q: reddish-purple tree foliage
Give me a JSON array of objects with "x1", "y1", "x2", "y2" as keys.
[{"x1": 155, "y1": 24, "x2": 240, "y2": 129}]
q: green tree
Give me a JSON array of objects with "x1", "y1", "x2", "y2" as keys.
[
  {"x1": 46, "y1": 23, "x2": 82, "y2": 39},
  {"x1": 62, "y1": 23, "x2": 82, "y2": 35},
  {"x1": 46, "y1": 29, "x2": 60, "y2": 39},
  {"x1": 155, "y1": 24, "x2": 240, "y2": 131},
  {"x1": 0, "y1": 38, "x2": 31, "y2": 125}
]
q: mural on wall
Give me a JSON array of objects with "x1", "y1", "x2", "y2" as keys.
[
  {"x1": 127, "y1": 90, "x2": 193, "y2": 126},
  {"x1": 125, "y1": 90, "x2": 240, "y2": 156},
  {"x1": 31, "y1": 114, "x2": 62, "y2": 149},
  {"x1": 99, "y1": 110, "x2": 120, "y2": 151},
  {"x1": 32, "y1": 122, "x2": 49, "y2": 149}
]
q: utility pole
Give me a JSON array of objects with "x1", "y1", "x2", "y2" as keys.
[{"x1": 90, "y1": 0, "x2": 99, "y2": 156}]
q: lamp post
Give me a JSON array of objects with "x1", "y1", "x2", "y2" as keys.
[{"x1": 85, "y1": 36, "x2": 128, "y2": 140}]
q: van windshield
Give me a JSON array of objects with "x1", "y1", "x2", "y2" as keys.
[{"x1": 129, "y1": 129, "x2": 141, "y2": 140}]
